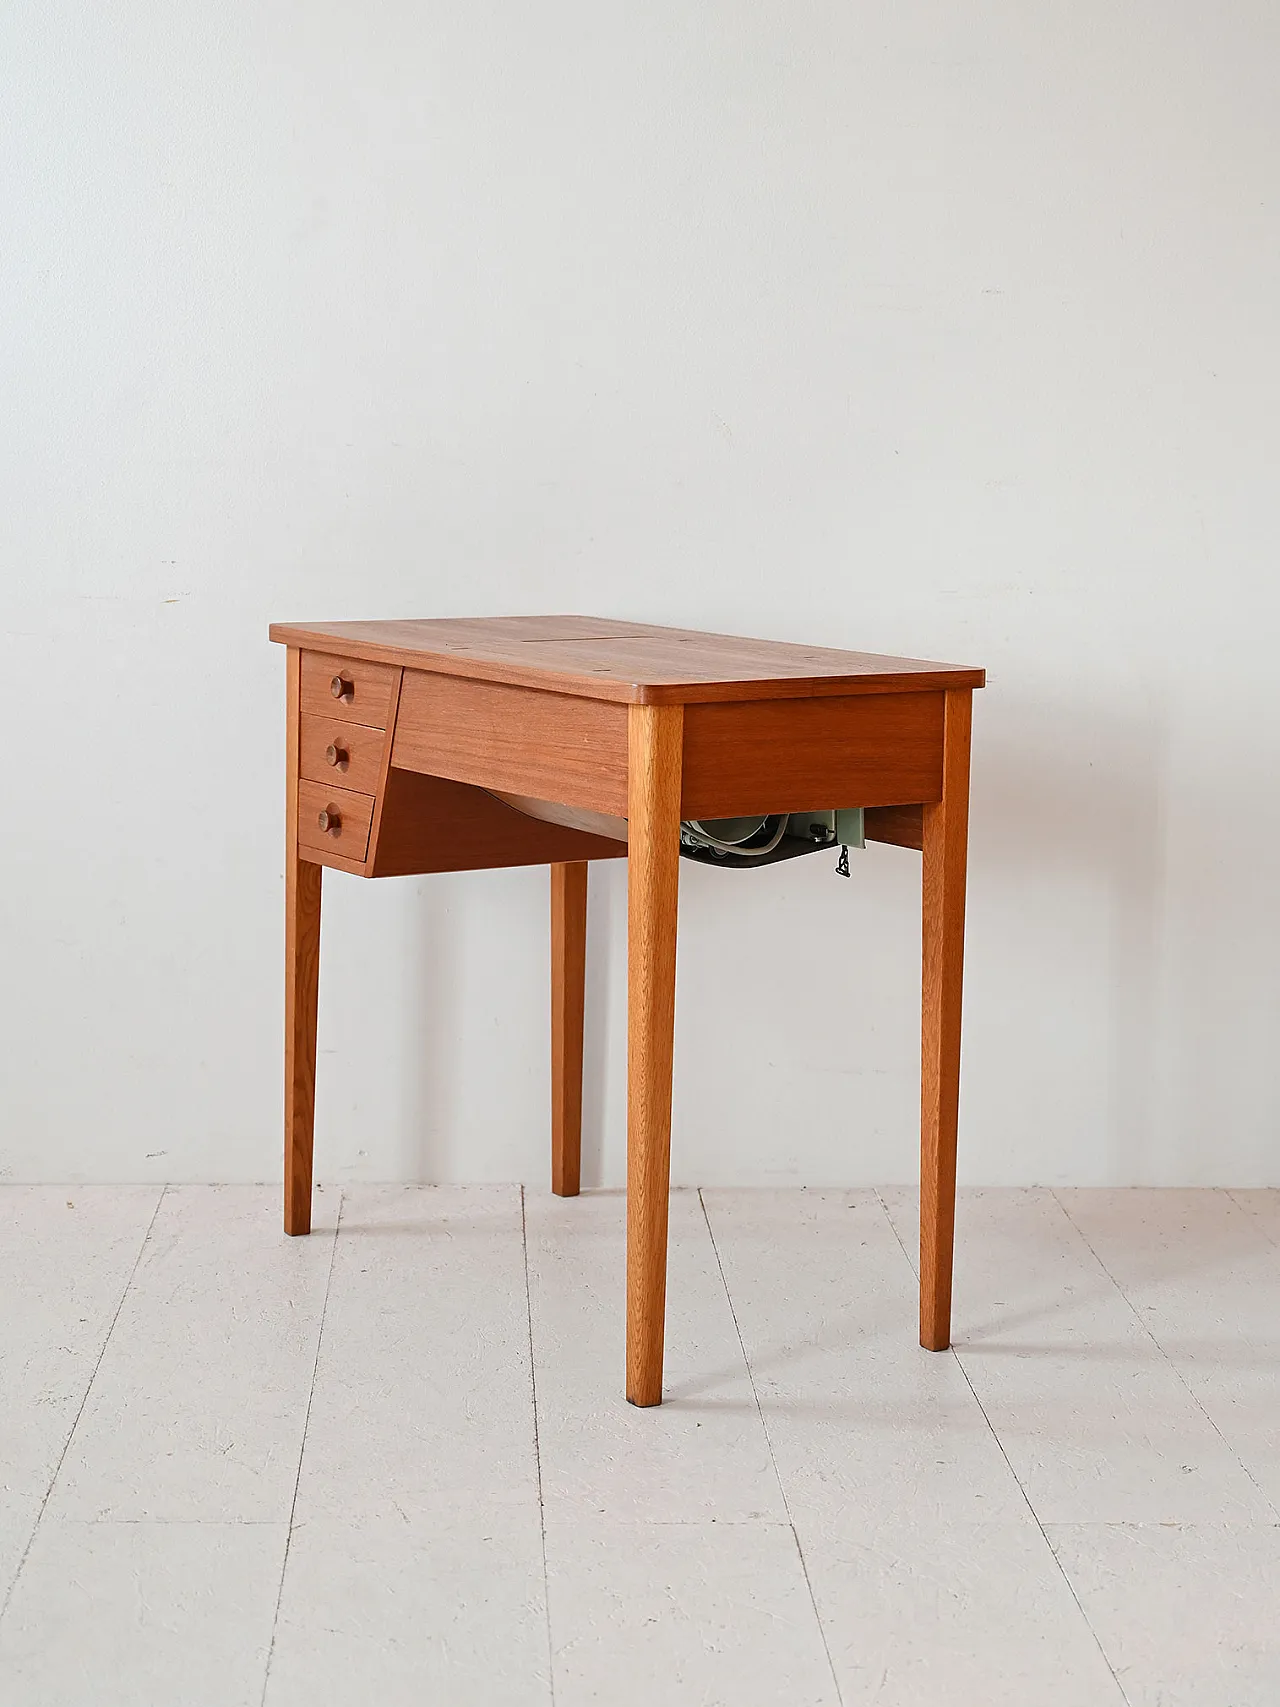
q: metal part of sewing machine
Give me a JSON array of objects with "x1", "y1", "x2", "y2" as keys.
[{"x1": 493, "y1": 797, "x2": 866, "y2": 871}]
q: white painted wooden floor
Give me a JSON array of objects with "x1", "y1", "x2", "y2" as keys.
[{"x1": 2, "y1": 1185, "x2": 1279, "y2": 1706}]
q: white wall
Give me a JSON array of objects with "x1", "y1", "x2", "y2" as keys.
[{"x1": 4, "y1": 2, "x2": 1279, "y2": 1187}]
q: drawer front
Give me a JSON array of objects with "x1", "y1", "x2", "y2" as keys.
[
  {"x1": 300, "y1": 650, "x2": 399, "y2": 729},
  {"x1": 297, "y1": 780, "x2": 375, "y2": 863},
  {"x1": 299, "y1": 716, "x2": 386, "y2": 796}
]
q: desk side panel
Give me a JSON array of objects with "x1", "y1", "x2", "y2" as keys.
[
  {"x1": 391, "y1": 671, "x2": 629, "y2": 815},
  {"x1": 370, "y1": 771, "x2": 627, "y2": 875},
  {"x1": 864, "y1": 803, "x2": 925, "y2": 850},
  {"x1": 681, "y1": 691, "x2": 945, "y2": 819}
]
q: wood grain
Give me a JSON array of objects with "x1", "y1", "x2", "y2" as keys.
[
  {"x1": 681, "y1": 692, "x2": 944, "y2": 819},
  {"x1": 284, "y1": 648, "x2": 322, "y2": 1237},
  {"x1": 368, "y1": 771, "x2": 627, "y2": 877},
  {"x1": 919, "y1": 689, "x2": 973, "y2": 1352},
  {"x1": 300, "y1": 649, "x2": 399, "y2": 729},
  {"x1": 360, "y1": 666, "x2": 405, "y2": 876},
  {"x1": 299, "y1": 715, "x2": 388, "y2": 796},
  {"x1": 864, "y1": 803, "x2": 925, "y2": 851},
  {"x1": 271, "y1": 615, "x2": 985, "y2": 706},
  {"x1": 551, "y1": 862, "x2": 588, "y2": 1198},
  {"x1": 297, "y1": 780, "x2": 376, "y2": 864},
  {"x1": 392, "y1": 671, "x2": 629, "y2": 815},
  {"x1": 625, "y1": 703, "x2": 684, "y2": 1408}
]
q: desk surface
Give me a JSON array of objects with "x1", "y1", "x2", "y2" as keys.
[{"x1": 269, "y1": 614, "x2": 984, "y2": 706}]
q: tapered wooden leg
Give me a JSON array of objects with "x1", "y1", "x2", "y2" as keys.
[
  {"x1": 625, "y1": 703, "x2": 683, "y2": 1407},
  {"x1": 920, "y1": 688, "x2": 973, "y2": 1349},
  {"x1": 551, "y1": 861, "x2": 588, "y2": 1197},
  {"x1": 284, "y1": 646, "x2": 322, "y2": 1236}
]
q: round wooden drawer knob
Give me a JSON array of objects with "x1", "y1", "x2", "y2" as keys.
[
  {"x1": 330, "y1": 674, "x2": 355, "y2": 702},
  {"x1": 325, "y1": 742, "x2": 349, "y2": 769},
  {"x1": 317, "y1": 806, "x2": 342, "y2": 834}
]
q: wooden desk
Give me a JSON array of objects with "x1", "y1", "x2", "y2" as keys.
[{"x1": 269, "y1": 615, "x2": 985, "y2": 1406}]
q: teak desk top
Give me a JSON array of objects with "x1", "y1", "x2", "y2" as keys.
[
  {"x1": 272, "y1": 614, "x2": 983, "y2": 1406},
  {"x1": 269, "y1": 614, "x2": 984, "y2": 705}
]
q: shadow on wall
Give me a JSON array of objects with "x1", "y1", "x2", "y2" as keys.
[
  {"x1": 399, "y1": 876, "x2": 465, "y2": 1180},
  {"x1": 580, "y1": 860, "x2": 623, "y2": 1191},
  {"x1": 973, "y1": 689, "x2": 1169, "y2": 1183},
  {"x1": 974, "y1": 684, "x2": 1280, "y2": 1185},
  {"x1": 361, "y1": 681, "x2": 1280, "y2": 1189}
]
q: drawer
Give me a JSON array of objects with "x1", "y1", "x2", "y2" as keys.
[
  {"x1": 300, "y1": 650, "x2": 399, "y2": 729},
  {"x1": 299, "y1": 715, "x2": 386, "y2": 796},
  {"x1": 297, "y1": 780, "x2": 375, "y2": 863}
]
